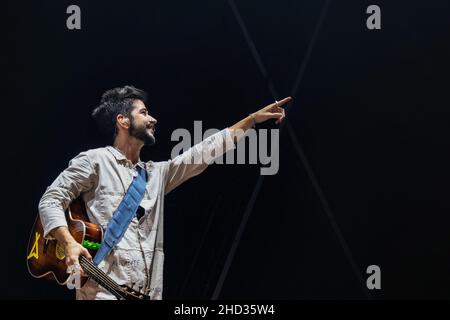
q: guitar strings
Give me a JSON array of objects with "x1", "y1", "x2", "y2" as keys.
[
  {"x1": 79, "y1": 256, "x2": 122, "y2": 292},
  {"x1": 79, "y1": 255, "x2": 119, "y2": 289},
  {"x1": 79, "y1": 255, "x2": 147, "y2": 300},
  {"x1": 79, "y1": 256, "x2": 126, "y2": 299},
  {"x1": 79, "y1": 259, "x2": 125, "y2": 300},
  {"x1": 79, "y1": 257, "x2": 123, "y2": 299}
]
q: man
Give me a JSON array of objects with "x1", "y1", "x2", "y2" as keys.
[{"x1": 38, "y1": 85, "x2": 291, "y2": 300}]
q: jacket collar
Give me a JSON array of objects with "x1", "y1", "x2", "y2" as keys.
[{"x1": 106, "y1": 146, "x2": 146, "y2": 170}]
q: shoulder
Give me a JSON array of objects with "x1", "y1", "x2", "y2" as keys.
[
  {"x1": 82, "y1": 146, "x2": 113, "y2": 158},
  {"x1": 71, "y1": 147, "x2": 114, "y2": 168}
]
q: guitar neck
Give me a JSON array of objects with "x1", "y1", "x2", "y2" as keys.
[{"x1": 79, "y1": 256, "x2": 125, "y2": 300}]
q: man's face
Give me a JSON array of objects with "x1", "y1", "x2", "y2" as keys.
[{"x1": 128, "y1": 100, "x2": 158, "y2": 145}]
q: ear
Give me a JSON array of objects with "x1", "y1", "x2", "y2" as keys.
[{"x1": 116, "y1": 114, "x2": 130, "y2": 129}]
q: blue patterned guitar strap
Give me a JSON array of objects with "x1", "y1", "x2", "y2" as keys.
[{"x1": 93, "y1": 164, "x2": 147, "y2": 266}]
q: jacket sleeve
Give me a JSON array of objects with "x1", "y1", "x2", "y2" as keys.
[
  {"x1": 38, "y1": 152, "x2": 97, "y2": 238},
  {"x1": 164, "y1": 128, "x2": 235, "y2": 194}
]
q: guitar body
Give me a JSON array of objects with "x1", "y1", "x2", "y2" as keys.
[{"x1": 26, "y1": 198, "x2": 103, "y2": 286}]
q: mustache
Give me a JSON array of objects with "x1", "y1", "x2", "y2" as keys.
[{"x1": 146, "y1": 123, "x2": 156, "y2": 132}]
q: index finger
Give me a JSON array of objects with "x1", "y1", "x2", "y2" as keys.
[
  {"x1": 82, "y1": 248, "x2": 93, "y2": 261},
  {"x1": 276, "y1": 96, "x2": 292, "y2": 107}
]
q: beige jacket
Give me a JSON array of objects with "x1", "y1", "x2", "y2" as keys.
[{"x1": 38, "y1": 129, "x2": 235, "y2": 299}]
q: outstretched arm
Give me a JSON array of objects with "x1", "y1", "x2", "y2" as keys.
[
  {"x1": 163, "y1": 97, "x2": 292, "y2": 194},
  {"x1": 228, "y1": 96, "x2": 292, "y2": 142}
]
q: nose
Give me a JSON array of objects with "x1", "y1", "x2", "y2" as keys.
[{"x1": 149, "y1": 115, "x2": 157, "y2": 124}]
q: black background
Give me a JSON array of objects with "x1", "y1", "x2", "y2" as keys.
[{"x1": 5, "y1": 0, "x2": 450, "y2": 299}]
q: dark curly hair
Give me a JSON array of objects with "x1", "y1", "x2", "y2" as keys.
[{"x1": 92, "y1": 85, "x2": 147, "y2": 141}]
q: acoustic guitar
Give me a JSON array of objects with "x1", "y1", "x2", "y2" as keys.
[{"x1": 26, "y1": 197, "x2": 150, "y2": 300}]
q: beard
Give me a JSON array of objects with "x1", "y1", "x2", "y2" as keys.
[{"x1": 128, "y1": 120, "x2": 156, "y2": 146}]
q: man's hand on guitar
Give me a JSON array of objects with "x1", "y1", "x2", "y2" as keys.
[
  {"x1": 50, "y1": 226, "x2": 92, "y2": 276},
  {"x1": 64, "y1": 241, "x2": 92, "y2": 269}
]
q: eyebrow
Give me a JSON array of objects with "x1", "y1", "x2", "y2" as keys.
[{"x1": 139, "y1": 108, "x2": 148, "y2": 113}]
